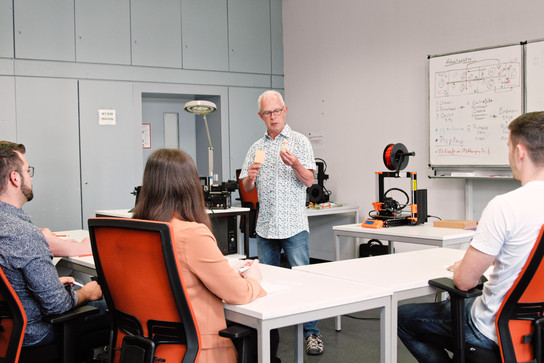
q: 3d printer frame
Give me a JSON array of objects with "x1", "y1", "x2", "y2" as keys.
[
  {"x1": 371, "y1": 171, "x2": 427, "y2": 227},
  {"x1": 367, "y1": 143, "x2": 428, "y2": 227}
]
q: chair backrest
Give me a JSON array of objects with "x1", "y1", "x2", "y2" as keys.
[
  {"x1": 496, "y1": 224, "x2": 544, "y2": 362},
  {"x1": 0, "y1": 266, "x2": 27, "y2": 363},
  {"x1": 88, "y1": 217, "x2": 201, "y2": 363},
  {"x1": 236, "y1": 169, "x2": 258, "y2": 210}
]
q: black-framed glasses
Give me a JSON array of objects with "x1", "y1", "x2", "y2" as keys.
[
  {"x1": 261, "y1": 107, "x2": 284, "y2": 118},
  {"x1": 16, "y1": 166, "x2": 34, "y2": 178}
]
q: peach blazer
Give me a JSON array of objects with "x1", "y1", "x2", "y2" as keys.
[{"x1": 170, "y1": 218, "x2": 266, "y2": 363}]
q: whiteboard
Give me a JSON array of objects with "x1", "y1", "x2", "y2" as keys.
[
  {"x1": 526, "y1": 40, "x2": 544, "y2": 112},
  {"x1": 429, "y1": 45, "x2": 522, "y2": 166}
]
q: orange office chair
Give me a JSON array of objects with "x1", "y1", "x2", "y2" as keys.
[
  {"x1": 429, "y1": 224, "x2": 544, "y2": 363},
  {"x1": 88, "y1": 217, "x2": 252, "y2": 363},
  {"x1": 0, "y1": 266, "x2": 26, "y2": 362},
  {"x1": 236, "y1": 169, "x2": 259, "y2": 238},
  {"x1": 0, "y1": 265, "x2": 104, "y2": 363}
]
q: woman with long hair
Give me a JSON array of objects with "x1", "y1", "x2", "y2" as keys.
[{"x1": 133, "y1": 148, "x2": 266, "y2": 362}]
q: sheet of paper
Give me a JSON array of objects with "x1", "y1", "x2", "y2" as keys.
[{"x1": 261, "y1": 280, "x2": 301, "y2": 294}]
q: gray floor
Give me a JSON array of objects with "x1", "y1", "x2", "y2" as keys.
[{"x1": 275, "y1": 296, "x2": 435, "y2": 363}]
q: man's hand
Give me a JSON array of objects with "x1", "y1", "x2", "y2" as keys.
[
  {"x1": 75, "y1": 281, "x2": 103, "y2": 305},
  {"x1": 248, "y1": 162, "x2": 262, "y2": 181},
  {"x1": 280, "y1": 149, "x2": 298, "y2": 166}
]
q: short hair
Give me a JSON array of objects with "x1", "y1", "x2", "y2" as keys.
[
  {"x1": 508, "y1": 111, "x2": 544, "y2": 166},
  {"x1": 132, "y1": 148, "x2": 211, "y2": 230},
  {"x1": 0, "y1": 141, "x2": 26, "y2": 194},
  {"x1": 258, "y1": 90, "x2": 285, "y2": 112}
]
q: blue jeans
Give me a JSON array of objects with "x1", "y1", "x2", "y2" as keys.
[
  {"x1": 257, "y1": 231, "x2": 320, "y2": 338},
  {"x1": 398, "y1": 298, "x2": 498, "y2": 363}
]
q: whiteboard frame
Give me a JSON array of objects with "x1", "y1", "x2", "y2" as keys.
[
  {"x1": 428, "y1": 42, "x2": 523, "y2": 170},
  {"x1": 525, "y1": 38, "x2": 544, "y2": 112}
]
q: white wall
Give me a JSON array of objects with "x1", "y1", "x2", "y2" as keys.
[{"x1": 282, "y1": 0, "x2": 541, "y2": 222}]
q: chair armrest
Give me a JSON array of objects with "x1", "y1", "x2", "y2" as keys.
[
  {"x1": 428, "y1": 277, "x2": 487, "y2": 299},
  {"x1": 219, "y1": 324, "x2": 252, "y2": 340},
  {"x1": 44, "y1": 305, "x2": 99, "y2": 324}
]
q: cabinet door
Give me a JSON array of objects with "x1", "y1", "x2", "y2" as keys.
[
  {"x1": 0, "y1": 77, "x2": 16, "y2": 141},
  {"x1": 14, "y1": 0, "x2": 75, "y2": 61},
  {"x1": 228, "y1": 0, "x2": 271, "y2": 74},
  {"x1": 271, "y1": 0, "x2": 284, "y2": 75},
  {"x1": 79, "y1": 80, "x2": 142, "y2": 228},
  {"x1": 131, "y1": 0, "x2": 182, "y2": 68},
  {"x1": 0, "y1": 0, "x2": 13, "y2": 58},
  {"x1": 181, "y1": 0, "x2": 228, "y2": 71},
  {"x1": 16, "y1": 78, "x2": 81, "y2": 231},
  {"x1": 228, "y1": 87, "x2": 268, "y2": 179},
  {"x1": 75, "y1": 0, "x2": 131, "y2": 64}
]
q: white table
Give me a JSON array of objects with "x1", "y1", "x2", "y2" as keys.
[
  {"x1": 333, "y1": 223, "x2": 475, "y2": 260},
  {"x1": 306, "y1": 204, "x2": 359, "y2": 260},
  {"x1": 56, "y1": 231, "x2": 394, "y2": 363},
  {"x1": 55, "y1": 230, "x2": 245, "y2": 275},
  {"x1": 52, "y1": 230, "x2": 97, "y2": 276},
  {"x1": 224, "y1": 264, "x2": 392, "y2": 363},
  {"x1": 95, "y1": 207, "x2": 251, "y2": 257},
  {"x1": 294, "y1": 248, "x2": 469, "y2": 363}
]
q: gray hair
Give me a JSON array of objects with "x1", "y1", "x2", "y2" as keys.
[{"x1": 258, "y1": 90, "x2": 285, "y2": 112}]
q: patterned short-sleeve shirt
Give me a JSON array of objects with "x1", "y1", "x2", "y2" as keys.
[
  {"x1": 0, "y1": 201, "x2": 78, "y2": 346},
  {"x1": 240, "y1": 124, "x2": 316, "y2": 239}
]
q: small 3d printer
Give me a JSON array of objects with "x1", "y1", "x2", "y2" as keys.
[{"x1": 363, "y1": 143, "x2": 428, "y2": 228}]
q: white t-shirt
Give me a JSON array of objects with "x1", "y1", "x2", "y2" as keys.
[{"x1": 471, "y1": 181, "x2": 544, "y2": 343}]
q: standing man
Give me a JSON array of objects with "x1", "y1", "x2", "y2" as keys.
[
  {"x1": 398, "y1": 111, "x2": 544, "y2": 362},
  {"x1": 240, "y1": 90, "x2": 323, "y2": 355},
  {"x1": 0, "y1": 141, "x2": 107, "y2": 353}
]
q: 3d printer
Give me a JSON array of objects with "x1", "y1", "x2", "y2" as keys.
[
  {"x1": 307, "y1": 158, "x2": 331, "y2": 204},
  {"x1": 364, "y1": 143, "x2": 428, "y2": 228},
  {"x1": 200, "y1": 178, "x2": 237, "y2": 209}
]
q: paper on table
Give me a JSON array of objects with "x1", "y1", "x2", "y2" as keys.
[{"x1": 261, "y1": 280, "x2": 300, "y2": 294}]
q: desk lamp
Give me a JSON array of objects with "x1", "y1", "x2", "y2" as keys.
[{"x1": 184, "y1": 100, "x2": 217, "y2": 187}]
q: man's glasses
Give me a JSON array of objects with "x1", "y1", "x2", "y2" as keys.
[
  {"x1": 16, "y1": 166, "x2": 34, "y2": 177},
  {"x1": 261, "y1": 107, "x2": 284, "y2": 118}
]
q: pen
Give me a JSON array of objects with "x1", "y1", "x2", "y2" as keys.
[
  {"x1": 72, "y1": 281, "x2": 84, "y2": 287},
  {"x1": 238, "y1": 266, "x2": 250, "y2": 273}
]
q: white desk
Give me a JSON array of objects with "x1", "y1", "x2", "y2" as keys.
[
  {"x1": 306, "y1": 204, "x2": 359, "y2": 260},
  {"x1": 224, "y1": 264, "x2": 392, "y2": 363},
  {"x1": 333, "y1": 223, "x2": 475, "y2": 260},
  {"x1": 294, "y1": 248, "x2": 468, "y2": 363},
  {"x1": 95, "y1": 207, "x2": 251, "y2": 257},
  {"x1": 55, "y1": 229, "x2": 245, "y2": 275},
  {"x1": 56, "y1": 231, "x2": 393, "y2": 363}
]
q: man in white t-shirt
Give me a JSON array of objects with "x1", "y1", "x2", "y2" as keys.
[{"x1": 398, "y1": 111, "x2": 544, "y2": 362}]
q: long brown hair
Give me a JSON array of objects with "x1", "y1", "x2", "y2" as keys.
[{"x1": 132, "y1": 149, "x2": 211, "y2": 229}]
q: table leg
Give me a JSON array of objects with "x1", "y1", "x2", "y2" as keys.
[
  {"x1": 333, "y1": 232, "x2": 343, "y2": 331},
  {"x1": 257, "y1": 325, "x2": 271, "y2": 363},
  {"x1": 294, "y1": 324, "x2": 304, "y2": 362},
  {"x1": 243, "y1": 211, "x2": 250, "y2": 257},
  {"x1": 334, "y1": 232, "x2": 341, "y2": 261},
  {"x1": 335, "y1": 315, "x2": 341, "y2": 331},
  {"x1": 381, "y1": 301, "x2": 393, "y2": 363}
]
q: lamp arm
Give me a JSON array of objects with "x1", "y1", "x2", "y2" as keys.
[{"x1": 203, "y1": 114, "x2": 213, "y2": 149}]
